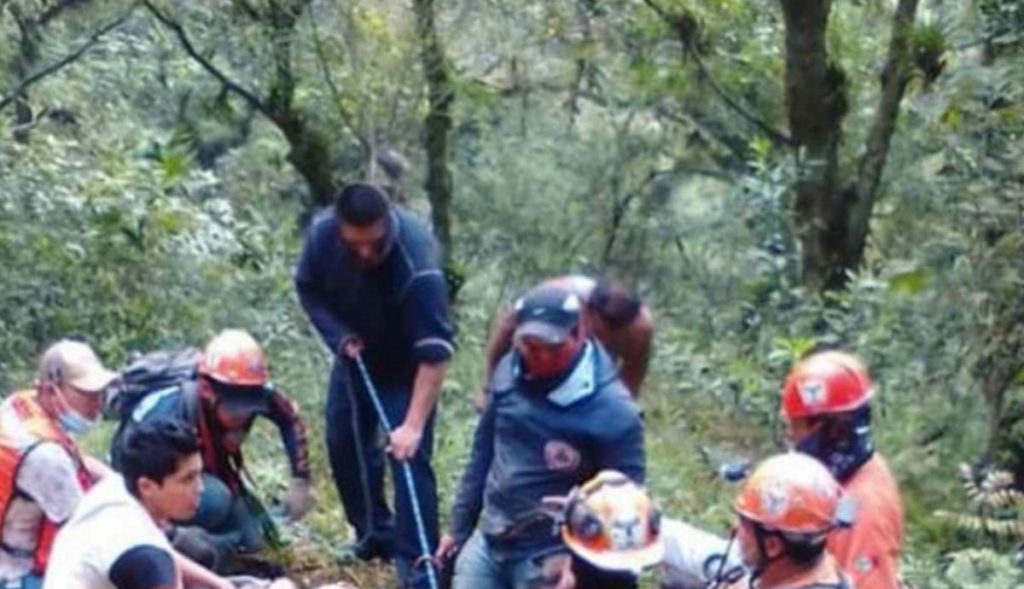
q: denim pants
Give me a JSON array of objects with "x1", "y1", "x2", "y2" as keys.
[
  {"x1": 452, "y1": 531, "x2": 570, "y2": 589},
  {"x1": 326, "y1": 360, "x2": 439, "y2": 589},
  {"x1": 173, "y1": 472, "x2": 266, "y2": 571},
  {"x1": 0, "y1": 574, "x2": 42, "y2": 589}
]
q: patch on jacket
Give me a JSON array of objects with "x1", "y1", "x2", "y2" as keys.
[
  {"x1": 544, "y1": 440, "x2": 581, "y2": 472},
  {"x1": 854, "y1": 555, "x2": 874, "y2": 572}
]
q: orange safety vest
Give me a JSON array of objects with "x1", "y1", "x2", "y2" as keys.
[
  {"x1": 0, "y1": 390, "x2": 92, "y2": 574},
  {"x1": 829, "y1": 453, "x2": 904, "y2": 589}
]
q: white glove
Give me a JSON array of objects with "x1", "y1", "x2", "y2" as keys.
[{"x1": 283, "y1": 477, "x2": 315, "y2": 521}]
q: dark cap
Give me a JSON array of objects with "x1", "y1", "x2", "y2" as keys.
[{"x1": 512, "y1": 285, "x2": 583, "y2": 345}]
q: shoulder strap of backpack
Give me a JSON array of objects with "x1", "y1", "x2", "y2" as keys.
[{"x1": 180, "y1": 379, "x2": 201, "y2": 424}]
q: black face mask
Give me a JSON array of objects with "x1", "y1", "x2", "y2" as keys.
[{"x1": 795, "y1": 406, "x2": 874, "y2": 483}]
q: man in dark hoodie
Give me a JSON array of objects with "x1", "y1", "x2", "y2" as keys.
[
  {"x1": 436, "y1": 284, "x2": 646, "y2": 589},
  {"x1": 295, "y1": 183, "x2": 454, "y2": 589}
]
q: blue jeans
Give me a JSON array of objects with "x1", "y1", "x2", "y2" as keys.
[
  {"x1": 326, "y1": 361, "x2": 438, "y2": 589},
  {"x1": 177, "y1": 473, "x2": 266, "y2": 566},
  {"x1": 1, "y1": 574, "x2": 42, "y2": 589},
  {"x1": 453, "y1": 531, "x2": 569, "y2": 589}
]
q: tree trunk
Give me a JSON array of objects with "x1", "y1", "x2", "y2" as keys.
[
  {"x1": 977, "y1": 310, "x2": 1024, "y2": 465},
  {"x1": 413, "y1": 0, "x2": 455, "y2": 263},
  {"x1": 145, "y1": 0, "x2": 339, "y2": 213},
  {"x1": 275, "y1": 112, "x2": 338, "y2": 208},
  {"x1": 780, "y1": 0, "x2": 919, "y2": 290},
  {"x1": 847, "y1": 0, "x2": 920, "y2": 272},
  {"x1": 779, "y1": 0, "x2": 847, "y2": 291}
]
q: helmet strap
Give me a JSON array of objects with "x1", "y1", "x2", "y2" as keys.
[{"x1": 749, "y1": 524, "x2": 788, "y2": 583}]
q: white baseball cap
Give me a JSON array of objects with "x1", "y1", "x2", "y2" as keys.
[{"x1": 37, "y1": 339, "x2": 118, "y2": 393}]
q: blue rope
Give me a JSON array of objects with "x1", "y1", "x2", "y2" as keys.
[{"x1": 353, "y1": 354, "x2": 440, "y2": 589}]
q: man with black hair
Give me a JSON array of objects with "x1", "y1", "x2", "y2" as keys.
[
  {"x1": 44, "y1": 419, "x2": 234, "y2": 589},
  {"x1": 295, "y1": 183, "x2": 455, "y2": 588},
  {"x1": 475, "y1": 275, "x2": 652, "y2": 410}
]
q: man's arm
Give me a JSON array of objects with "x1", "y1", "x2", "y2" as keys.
[
  {"x1": 617, "y1": 306, "x2": 654, "y2": 397},
  {"x1": 391, "y1": 259, "x2": 456, "y2": 460},
  {"x1": 446, "y1": 400, "x2": 497, "y2": 546},
  {"x1": 474, "y1": 305, "x2": 516, "y2": 411},
  {"x1": 390, "y1": 361, "x2": 447, "y2": 461},
  {"x1": 294, "y1": 225, "x2": 358, "y2": 355},
  {"x1": 263, "y1": 389, "x2": 311, "y2": 479},
  {"x1": 597, "y1": 401, "x2": 646, "y2": 484},
  {"x1": 173, "y1": 550, "x2": 234, "y2": 589}
]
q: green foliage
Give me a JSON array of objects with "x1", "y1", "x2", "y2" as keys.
[
  {"x1": 935, "y1": 464, "x2": 1024, "y2": 547},
  {"x1": 1, "y1": 0, "x2": 1023, "y2": 586},
  {"x1": 907, "y1": 548, "x2": 1024, "y2": 588}
]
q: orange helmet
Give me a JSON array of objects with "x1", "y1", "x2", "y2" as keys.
[
  {"x1": 198, "y1": 329, "x2": 268, "y2": 386},
  {"x1": 734, "y1": 453, "x2": 843, "y2": 536},
  {"x1": 781, "y1": 351, "x2": 873, "y2": 420},
  {"x1": 562, "y1": 470, "x2": 664, "y2": 573}
]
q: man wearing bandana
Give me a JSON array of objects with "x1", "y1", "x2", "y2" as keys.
[
  {"x1": 295, "y1": 183, "x2": 455, "y2": 589},
  {"x1": 781, "y1": 351, "x2": 904, "y2": 589},
  {"x1": 437, "y1": 284, "x2": 644, "y2": 589}
]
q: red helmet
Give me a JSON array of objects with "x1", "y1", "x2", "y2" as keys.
[
  {"x1": 781, "y1": 351, "x2": 873, "y2": 420},
  {"x1": 198, "y1": 329, "x2": 268, "y2": 386},
  {"x1": 734, "y1": 453, "x2": 843, "y2": 536}
]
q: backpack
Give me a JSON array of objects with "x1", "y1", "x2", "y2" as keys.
[
  {"x1": 109, "y1": 348, "x2": 202, "y2": 420},
  {"x1": 108, "y1": 348, "x2": 203, "y2": 470}
]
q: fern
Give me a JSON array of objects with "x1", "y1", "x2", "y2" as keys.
[{"x1": 935, "y1": 463, "x2": 1024, "y2": 545}]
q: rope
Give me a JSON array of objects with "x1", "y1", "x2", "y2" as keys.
[{"x1": 352, "y1": 354, "x2": 440, "y2": 589}]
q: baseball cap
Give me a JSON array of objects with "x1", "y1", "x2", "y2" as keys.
[
  {"x1": 513, "y1": 285, "x2": 582, "y2": 346},
  {"x1": 37, "y1": 340, "x2": 118, "y2": 394}
]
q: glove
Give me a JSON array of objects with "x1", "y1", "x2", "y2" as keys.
[{"x1": 283, "y1": 477, "x2": 314, "y2": 521}]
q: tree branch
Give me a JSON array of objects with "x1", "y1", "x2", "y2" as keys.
[
  {"x1": 642, "y1": 0, "x2": 793, "y2": 147},
  {"x1": 308, "y1": 2, "x2": 369, "y2": 156},
  {"x1": 142, "y1": 0, "x2": 268, "y2": 117},
  {"x1": 847, "y1": 0, "x2": 919, "y2": 263},
  {"x1": 0, "y1": 11, "x2": 129, "y2": 113}
]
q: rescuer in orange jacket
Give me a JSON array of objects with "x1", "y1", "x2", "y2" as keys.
[{"x1": 781, "y1": 350, "x2": 905, "y2": 589}]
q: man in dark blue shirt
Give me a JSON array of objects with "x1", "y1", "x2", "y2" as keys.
[
  {"x1": 295, "y1": 183, "x2": 455, "y2": 589},
  {"x1": 436, "y1": 284, "x2": 644, "y2": 589}
]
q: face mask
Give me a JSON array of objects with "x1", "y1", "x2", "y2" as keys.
[
  {"x1": 58, "y1": 408, "x2": 97, "y2": 435},
  {"x1": 794, "y1": 409, "x2": 874, "y2": 482},
  {"x1": 54, "y1": 386, "x2": 99, "y2": 435}
]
